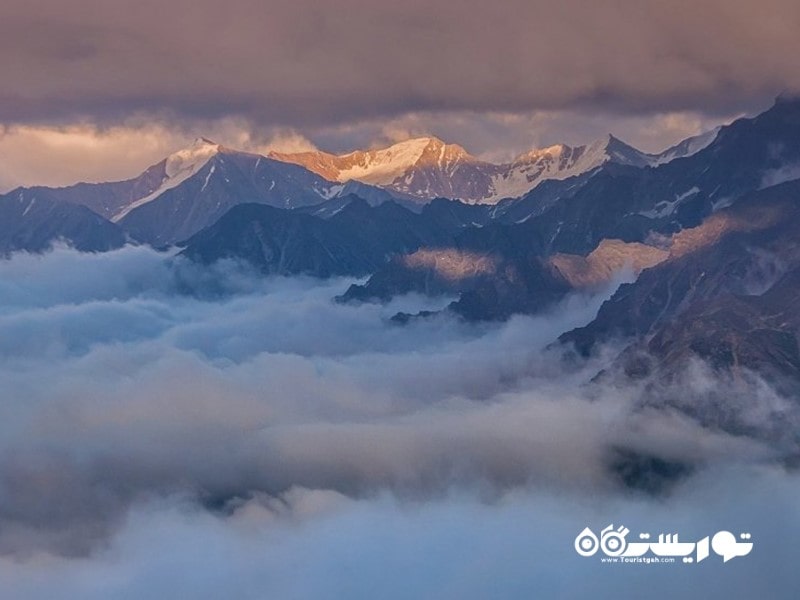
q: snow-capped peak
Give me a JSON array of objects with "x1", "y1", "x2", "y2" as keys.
[
  {"x1": 112, "y1": 138, "x2": 220, "y2": 222},
  {"x1": 415, "y1": 137, "x2": 475, "y2": 166},
  {"x1": 269, "y1": 136, "x2": 480, "y2": 189},
  {"x1": 577, "y1": 134, "x2": 647, "y2": 167},
  {"x1": 165, "y1": 138, "x2": 221, "y2": 178},
  {"x1": 268, "y1": 129, "x2": 721, "y2": 205},
  {"x1": 334, "y1": 137, "x2": 473, "y2": 185}
]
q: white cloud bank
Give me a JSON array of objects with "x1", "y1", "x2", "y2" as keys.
[{"x1": 0, "y1": 245, "x2": 792, "y2": 597}]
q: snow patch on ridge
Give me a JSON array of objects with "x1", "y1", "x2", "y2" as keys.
[
  {"x1": 336, "y1": 138, "x2": 434, "y2": 185},
  {"x1": 485, "y1": 136, "x2": 641, "y2": 203},
  {"x1": 760, "y1": 163, "x2": 800, "y2": 189},
  {"x1": 639, "y1": 186, "x2": 700, "y2": 218},
  {"x1": 651, "y1": 127, "x2": 721, "y2": 166}
]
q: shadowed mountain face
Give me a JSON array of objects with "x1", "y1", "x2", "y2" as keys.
[
  {"x1": 116, "y1": 148, "x2": 341, "y2": 245},
  {"x1": 1, "y1": 163, "x2": 170, "y2": 222},
  {"x1": 0, "y1": 189, "x2": 126, "y2": 254},
  {"x1": 180, "y1": 198, "x2": 469, "y2": 277},
  {"x1": 561, "y1": 180, "x2": 800, "y2": 355},
  {"x1": 180, "y1": 193, "x2": 588, "y2": 323},
  {"x1": 647, "y1": 273, "x2": 800, "y2": 391}
]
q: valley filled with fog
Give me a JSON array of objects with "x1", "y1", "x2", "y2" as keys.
[
  {"x1": 0, "y1": 245, "x2": 794, "y2": 598},
  {"x1": 4, "y1": 0, "x2": 800, "y2": 597}
]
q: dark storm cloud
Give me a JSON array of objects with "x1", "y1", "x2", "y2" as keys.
[{"x1": 0, "y1": 0, "x2": 796, "y2": 127}]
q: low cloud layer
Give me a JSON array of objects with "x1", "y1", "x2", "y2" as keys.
[
  {"x1": 0, "y1": 469, "x2": 797, "y2": 599},
  {"x1": 0, "y1": 245, "x2": 792, "y2": 596}
]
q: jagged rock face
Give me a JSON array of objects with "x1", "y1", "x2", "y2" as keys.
[
  {"x1": 401, "y1": 249, "x2": 499, "y2": 283},
  {"x1": 180, "y1": 204, "x2": 380, "y2": 277},
  {"x1": 114, "y1": 143, "x2": 403, "y2": 246},
  {"x1": 342, "y1": 242, "x2": 577, "y2": 322},
  {"x1": 344, "y1": 237, "x2": 669, "y2": 318},
  {"x1": 342, "y1": 164, "x2": 715, "y2": 316},
  {"x1": 632, "y1": 262, "x2": 800, "y2": 390},
  {"x1": 391, "y1": 146, "x2": 497, "y2": 201},
  {"x1": 554, "y1": 179, "x2": 800, "y2": 449},
  {"x1": 271, "y1": 138, "x2": 473, "y2": 182},
  {"x1": 647, "y1": 280, "x2": 800, "y2": 389},
  {"x1": 561, "y1": 180, "x2": 800, "y2": 355},
  {"x1": 546, "y1": 185, "x2": 800, "y2": 449}
]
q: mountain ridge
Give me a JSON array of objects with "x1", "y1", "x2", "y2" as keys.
[
  {"x1": 269, "y1": 131, "x2": 718, "y2": 204},
  {"x1": 0, "y1": 139, "x2": 396, "y2": 246}
]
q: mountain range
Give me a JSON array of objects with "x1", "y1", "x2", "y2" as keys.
[
  {"x1": 3, "y1": 97, "x2": 800, "y2": 450},
  {"x1": 181, "y1": 97, "x2": 800, "y2": 449},
  {"x1": 0, "y1": 125, "x2": 717, "y2": 251},
  {"x1": 270, "y1": 131, "x2": 717, "y2": 204},
  {"x1": 0, "y1": 138, "x2": 396, "y2": 247}
]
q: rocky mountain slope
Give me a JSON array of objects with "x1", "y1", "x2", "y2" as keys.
[
  {"x1": 181, "y1": 197, "x2": 467, "y2": 277},
  {"x1": 340, "y1": 98, "x2": 800, "y2": 319},
  {"x1": 550, "y1": 178, "x2": 800, "y2": 448},
  {"x1": 0, "y1": 139, "x2": 395, "y2": 247},
  {"x1": 0, "y1": 189, "x2": 126, "y2": 254}
]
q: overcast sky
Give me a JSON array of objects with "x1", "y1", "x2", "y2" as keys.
[{"x1": 0, "y1": 0, "x2": 796, "y2": 189}]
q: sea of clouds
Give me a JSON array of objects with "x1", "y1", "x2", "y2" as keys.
[{"x1": 0, "y1": 244, "x2": 796, "y2": 598}]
